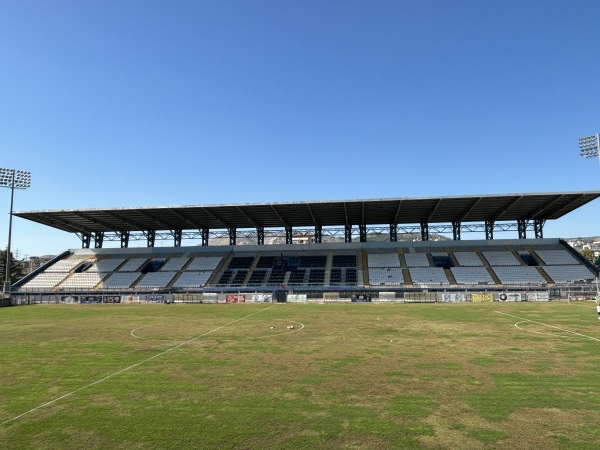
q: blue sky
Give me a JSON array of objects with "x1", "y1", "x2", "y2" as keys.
[{"x1": 1, "y1": 0, "x2": 600, "y2": 257}]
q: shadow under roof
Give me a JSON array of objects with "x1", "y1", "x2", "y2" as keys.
[{"x1": 13, "y1": 191, "x2": 600, "y2": 234}]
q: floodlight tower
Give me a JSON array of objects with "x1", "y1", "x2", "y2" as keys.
[
  {"x1": 579, "y1": 133, "x2": 600, "y2": 167},
  {"x1": 0, "y1": 168, "x2": 31, "y2": 294},
  {"x1": 579, "y1": 134, "x2": 600, "y2": 299}
]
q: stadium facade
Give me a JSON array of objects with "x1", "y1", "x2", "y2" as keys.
[{"x1": 8, "y1": 191, "x2": 600, "y2": 305}]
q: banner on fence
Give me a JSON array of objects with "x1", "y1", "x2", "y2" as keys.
[
  {"x1": 526, "y1": 292, "x2": 550, "y2": 302},
  {"x1": 145, "y1": 295, "x2": 164, "y2": 303},
  {"x1": 103, "y1": 296, "x2": 121, "y2": 303},
  {"x1": 439, "y1": 293, "x2": 466, "y2": 303},
  {"x1": 252, "y1": 294, "x2": 273, "y2": 303},
  {"x1": 352, "y1": 294, "x2": 371, "y2": 302},
  {"x1": 499, "y1": 292, "x2": 522, "y2": 302},
  {"x1": 122, "y1": 295, "x2": 141, "y2": 303},
  {"x1": 287, "y1": 294, "x2": 307, "y2": 303},
  {"x1": 508, "y1": 292, "x2": 522, "y2": 302},
  {"x1": 471, "y1": 293, "x2": 493, "y2": 303},
  {"x1": 60, "y1": 295, "x2": 78, "y2": 304},
  {"x1": 226, "y1": 294, "x2": 246, "y2": 303},
  {"x1": 80, "y1": 296, "x2": 102, "y2": 304}
]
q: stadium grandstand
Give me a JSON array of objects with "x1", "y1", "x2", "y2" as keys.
[{"x1": 8, "y1": 191, "x2": 600, "y2": 305}]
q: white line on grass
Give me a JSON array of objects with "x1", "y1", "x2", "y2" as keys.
[
  {"x1": 1, "y1": 304, "x2": 277, "y2": 426},
  {"x1": 495, "y1": 311, "x2": 600, "y2": 342},
  {"x1": 130, "y1": 324, "x2": 186, "y2": 341},
  {"x1": 568, "y1": 300, "x2": 597, "y2": 309},
  {"x1": 513, "y1": 321, "x2": 579, "y2": 338}
]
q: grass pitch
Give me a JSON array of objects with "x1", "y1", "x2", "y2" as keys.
[{"x1": 2, "y1": 301, "x2": 600, "y2": 449}]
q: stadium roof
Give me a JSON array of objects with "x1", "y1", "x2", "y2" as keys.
[{"x1": 13, "y1": 191, "x2": 600, "y2": 234}]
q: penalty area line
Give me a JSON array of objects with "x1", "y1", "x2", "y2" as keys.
[
  {"x1": 495, "y1": 311, "x2": 600, "y2": 343},
  {"x1": 0, "y1": 304, "x2": 277, "y2": 426}
]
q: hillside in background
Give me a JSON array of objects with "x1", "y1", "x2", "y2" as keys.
[
  {"x1": 565, "y1": 237, "x2": 599, "y2": 252},
  {"x1": 207, "y1": 232, "x2": 451, "y2": 246}
]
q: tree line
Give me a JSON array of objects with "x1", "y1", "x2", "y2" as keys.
[{"x1": 0, "y1": 250, "x2": 25, "y2": 286}]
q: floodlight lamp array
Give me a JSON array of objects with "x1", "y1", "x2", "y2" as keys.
[
  {"x1": 579, "y1": 134, "x2": 600, "y2": 158},
  {"x1": 0, "y1": 168, "x2": 31, "y2": 189}
]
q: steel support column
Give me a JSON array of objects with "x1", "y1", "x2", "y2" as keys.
[
  {"x1": 485, "y1": 220, "x2": 494, "y2": 240},
  {"x1": 314, "y1": 225, "x2": 322, "y2": 244},
  {"x1": 257, "y1": 226, "x2": 264, "y2": 245},
  {"x1": 534, "y1": 219, "x2": 544, "y2": 239},
  {"x1": 452, "y1": 221, "x2": 461, "y2": 241},
  {"x1": 517, "y1": 220, "x2": 527, "y2": 239},
  {"x1": 420, "y1": 222, "x2": 429, "y2": 241},
  {"x1": 228, "y1": 227, "x2": 237, "y2": 246},
  {"x1": 120, "y1": 231, "x2": 130, "y2": 248},
  {"x1": 81, "y1": 232, "x2": 92, "y2": 249},
  {"x1": 76, "y1": 221, "x2": 556, "y2": 246},
  {"x1": 146, "y1": 230, "x2": 155, "y2": 248},
  {"x1": 345, "y1": 224, "x2": 352, "y2": 243},
  {"x1": 359, "y1": 224, "x2": 367, "y2": 242},
  {"x1": 94, "y1": 232, "x2": 104, "y2": 249},
  {"x1": 173, "y1": 229, "x2": 182, "y2": 247}
]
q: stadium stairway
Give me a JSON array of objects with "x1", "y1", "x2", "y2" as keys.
[
  {"x1": 398, "y1": 249, "x2": 407, "y2": 268},
  {"x1": 355, "y1": 250, "x2": 364, "y2": 286},
  {"x1": 282, "y1": 271, "x2": 291, "y2": 285},
  {"x1": 242, "y1": 255, "x2": 261, "y2": 286},
  {"x1": 510, "y1": 248, "x2": 526, "y2": 265},
  {"x1": 444, "y1": 268, "x2": 457, "y2": 285},
  {"x1": 445, "y1": 248, "x2": 460, "y2": 268},
  {"x1": 474, "y1": 246, "x2": 502, "y2": 285},
  {"x1": 524, "y1": 245, "x2": 546, "y2": 266},
  {"x1": 167, "y1": 272, "x2": 182, "y2": 289},
  {"x1": 397, "y1": 249, "x2": 414, "y2": 286},
  {"x1": 94, "y1": 274, "x2": 110, "y2": 291},
  {"x1": 113, "y1": 259, "x2": 129, "y2": 272},
  {"x1": 535, "y1": 266, "x2": 554, "y2": 284},
  {"x1": 403, "y1": 268, "x2": 413, "y2": 286},
  {"x1": 361, "y1": 250, "x2": 369, "y2": 286},
  {"x1": 166, "y1": 256, "x2": 194, "y2": 289},
  {"x1": 54, "y1": 255, "x2": 96, "y2": 290},
  {"x1": 324, "y1": 252, "x2": 333, "y2": 286},
  {"x1": 211, "y1": 253, "x2": 235, "y2": 286},
  {"x1": 129, "y1": 273, "x2": 145, "y2": 290}
]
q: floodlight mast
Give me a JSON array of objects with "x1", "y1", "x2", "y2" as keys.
[
  {"x1": 579, "y1": 133, "x2": 600, "y2": 169},
  {"x1": 579, "y1": 134, "x2": 600, "y2": 298},
  {"x1": 0, "y1": 168, "x2": 31, "y2": 294}
]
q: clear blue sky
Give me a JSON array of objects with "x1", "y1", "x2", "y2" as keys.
[{"x1": 1, "y1": 0, "x2": 600, "y2": 257}]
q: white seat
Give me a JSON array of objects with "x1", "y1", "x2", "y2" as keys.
[{"x1": 404, "y1": 253, "x2": 430, "y2": 267}]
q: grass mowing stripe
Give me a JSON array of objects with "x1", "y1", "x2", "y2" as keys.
[
  {"x1": 0, "y1": 304, "x2": 277, "y2": 426},
  {"x1": 495, "y1": 310, "x2": 600, "y2": 342}
]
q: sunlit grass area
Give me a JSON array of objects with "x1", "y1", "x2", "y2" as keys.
[{"x1": 2, "y1": 301, "x2": 600, "y2": 449}]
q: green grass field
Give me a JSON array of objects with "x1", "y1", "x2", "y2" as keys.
[{"x1": 2, "y1": 301, "x2": 600, "y2": 449}]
